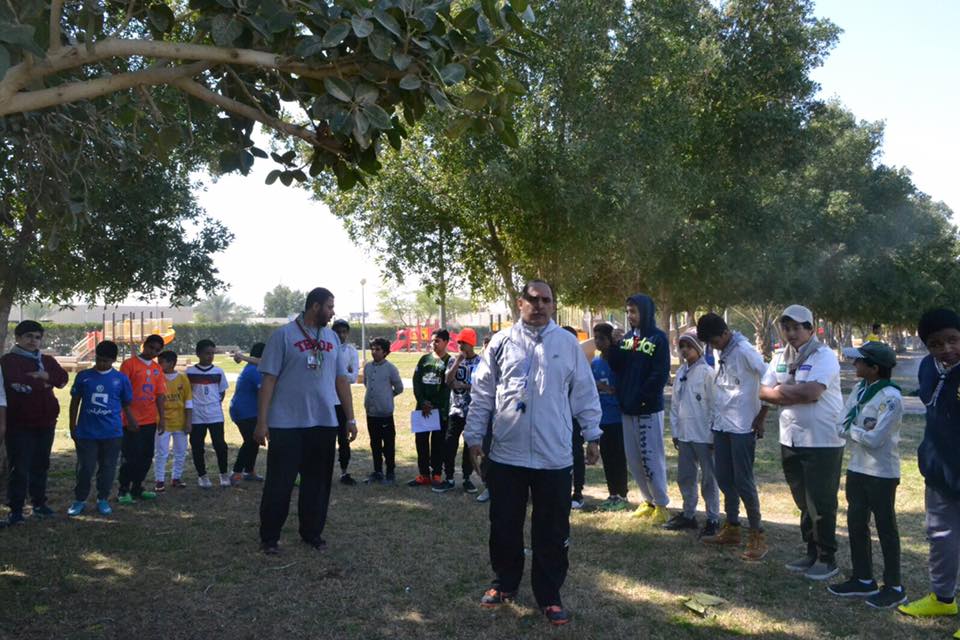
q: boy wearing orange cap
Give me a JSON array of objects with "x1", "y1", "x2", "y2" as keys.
[{"x1": 436, "y1": 328, "x2": 483, "y2": 493}]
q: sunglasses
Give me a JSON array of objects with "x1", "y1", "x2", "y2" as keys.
[{"x1": 522, "y1": 294, "x2": 553, "y2": 305}]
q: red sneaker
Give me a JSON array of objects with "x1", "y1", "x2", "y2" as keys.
[
  {"x1": 154, "y1": 481, "x2": 166, "y2": 493},
  {"x1": 406, "y1": 475, "x2": 431, "y2": 487},
  {"x1": 480, "y1": 588, "x2": 516, "y2": 608}
]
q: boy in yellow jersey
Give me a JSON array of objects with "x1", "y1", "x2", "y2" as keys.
[{"x1": 155, "y1": 351, "x2": 192, "y2": 491}]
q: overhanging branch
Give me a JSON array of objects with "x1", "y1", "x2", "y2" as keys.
[
  {"x1": 170, "y1": 77, "x2": 342, "y2": 154},
  {"x1": 0, "y1": 62, "x2": 211, "y2": 116}
]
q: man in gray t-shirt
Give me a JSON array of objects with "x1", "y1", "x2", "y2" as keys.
[{"x1": 255, "y1": 287, "x2": 357, "y2": 554}]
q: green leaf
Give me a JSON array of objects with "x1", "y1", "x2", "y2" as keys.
[
  {"x1": 427, "y1": 85, "x2": 451, "y2": 111},
  {"x1": 497, "y1": 122, "x2": 518, "y2": 147},
  {"x1": 279, "y1": 171, "x2": 293, "y2": 186},
  {"x1": 0, "y1": 22, "x2": 43, "y2": 57},
  {"x1": 265, "y1": 169, "x2": 282, "y2": 185},
  {"x1": 445, "y1": 115, "x2": 474, "y2": 140},
  {"x1": 322, "y1": 21, "x2": 351, "y2": 48},
  {"x1": 440, "y1": 63, "x2": 466, "y2": 85},
  {"x1": 367, "y1": 30, "x2": 393, "y2": 60},
  {"x1": 373, "y1": 8, "x2": 403, "y2": 38},
  {"x1": 354, "y1": 83, "x2": 379, "y2": 105},
  {"x1": 351, "y1": 15, "x2": 374, "y2": 38},
  {"x1": 280, "y1": 149, "x2": 297, "y2": 163},
  {"x1": 295, "y1": 36, "x2": 326, "y2": 58},
  {"x1": 324, "y1": 77, "x2": 353, "y2": 102},
  {"x1": 399, "y1": 74, "x2": 421, "y2": 90},
  {"x1": 460, "y1": 90, "x2": 488, "y2": 110},
  {"x1": 246, "y1": 15, "x2": 271, "y2": 40},
  {"x1": 392, "y1": 51, "x2": 412, "y2": 70},
  {"x1": 481, "y1": 0, "x2": 499, "y2": 24},
  {"x1": 211, "y1": 14, "x2": 244, "y2": 46},
  {"x1": 362, "y1": 103, "x2": 393, "y2": 129},
  {"x1": 503, "y1": 78, "x2": 526, "y2": 95},
  {"x1": 334, "y1": 162, "x2": 358, "y2": 190},
  {"x1": 504, "y1": 8, "x2": 524, "y2": 32},
  {"x1": 510, "y1": 0, "x2": 529, "y2": 11},
  {"x1": 452, "y1": 7, "x2": 478, "y2": 31},
  {"x1": 148, "y1": 4, "x2": 175, "y2": 33},
  {"x1": 268, "y1": 11, "x2": 296, "y2": 33},
  {"x1": 386, "y1": 127, "x2": 402, "y2": 150},
  {"x1": 218, "y1": 149, "x2": 241, "y2": 173},
  {"x1": 250, "y1": 147, "x2": 269, "y2": 159}
]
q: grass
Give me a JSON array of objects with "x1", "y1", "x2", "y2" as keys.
[{"x1": 0, "y1": 354, "x2": 949, "y2": 639}]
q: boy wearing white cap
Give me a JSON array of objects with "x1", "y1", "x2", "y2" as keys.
[
  {"x1": 827, "y1": 341, "x2": 906, "y2": 609},
  {"x1": 665, "y1": 332, "x2": 720, "y2": 535},
  {"x1": 760, "y1": 305, "x2": 844, "y2": 581}
]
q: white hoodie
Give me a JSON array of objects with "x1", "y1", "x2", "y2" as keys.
[
  {"x1": 670, "y1": 358, "x2": 714, "y2": 444},
  {"x1": 464, "y1": 321, "x2": 602, "y2": 470}
]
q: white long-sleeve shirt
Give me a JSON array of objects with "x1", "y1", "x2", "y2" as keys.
[
  {"x1": 710, "y1": 333, "x2": 766, "y2": 434},
  {"x1": 670, "y1": 359, "x2": 714, "y2": 444},
  {"x1": 841, "y1": 382, "x2": 903, "y2": 479},
  {"x1": 464, "y1": 321, "x2": 602, "y2": 470}
]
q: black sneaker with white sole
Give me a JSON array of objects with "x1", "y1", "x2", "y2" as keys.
[
  {"x1": 827, "y1": 578, "x2": 879, "y2": 597},
  {"x1": 663, "y1": 513, "x2": 698, "y2": 531},
  {"x1": 866, "y1": 585, "x2": 907, "y2": 609}
]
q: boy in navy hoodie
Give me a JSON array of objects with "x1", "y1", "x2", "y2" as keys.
[
  {"x1": 898, "y1": 309, "x2": 960, "y2": 627},
  {"x1": 604, "y1": 294, "x2": 671, "y2": 524}
]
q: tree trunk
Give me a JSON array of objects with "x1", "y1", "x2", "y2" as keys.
[{"x1": 484, "y1": 217, "x2": 520, "y2": 322}]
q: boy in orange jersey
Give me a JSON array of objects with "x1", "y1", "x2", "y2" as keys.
[{"x1": 117, "y1": 335, "x2": 167, "y2": 504}]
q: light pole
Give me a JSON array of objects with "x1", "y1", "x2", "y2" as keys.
[{"x1": 360, "y1": 278, "x2": 367, "y2": 368}]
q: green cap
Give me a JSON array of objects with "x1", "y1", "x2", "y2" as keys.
[{"x1": 842, "y1": 341, "x2": 897, "y2": 369}]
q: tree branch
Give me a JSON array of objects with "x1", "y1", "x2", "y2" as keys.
[
  {"x1": 0, "y1": 62, "x2": 211, "y2": 116},
  {"x1": 0, "y1": 38, "x2": 393, "y2": 107},
  {"x1": 169, "y1": 77, "x2": 342, "y2": 154},
  {"x1": 49, "y1": 0, "x2": 64, "y2": 52}
]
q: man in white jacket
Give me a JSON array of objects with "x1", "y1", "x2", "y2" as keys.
[{"x1": 465, "y1": 280, "x2": 602, "y2": 627}]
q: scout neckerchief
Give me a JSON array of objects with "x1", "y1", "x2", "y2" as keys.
[
  {"x1": 781, "y1": 335, "x2": 823, "y2": 384},
  {"x1": 716, "y1": 331, "x2": 746, "y2": 381},
  {"x1": 927, "y1": 359, "x2": 960, "y2": 407},
  {"x1": 295, "y1": 313, "x2": 323, "y2": 371},
  {"x1": 12, "y1": 345, "x2": 44, "y2": 371},
  {"x1": 842, "y1": 378, "x2": 900, "y2": 432}
]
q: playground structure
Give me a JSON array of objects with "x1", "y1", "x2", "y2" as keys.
[
  {"x1": 390, "y1": 324, "x2": 465, "y2": 353},
  {"x1": 70, "y1": 312, "x2": 176, "y2": 362}
]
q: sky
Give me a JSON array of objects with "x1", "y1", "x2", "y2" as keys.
[{"x1": 189, "y1": 0, "x2": 959, "y2": 318}]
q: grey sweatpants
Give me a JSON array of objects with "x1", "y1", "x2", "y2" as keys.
[
  {"x1": 714, "y1": 430, "x2": 763, "y2": 529},
  {"x1": 622, "y1": 413, "x2": 669, "y2": 507},
  {"x1": 926, "y1": 485, "x2": 960, "y2": 598},
  {"x1": 676, "y1": 441, "x2": 720, "y2": 521}
]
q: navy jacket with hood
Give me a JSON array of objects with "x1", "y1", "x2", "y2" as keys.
[
  {"x1": 917, "y1": 354, "x2": 960, "y2": 498},
  {"x1": 605, "y1": 294, "x2": 670, "y2": 415}
]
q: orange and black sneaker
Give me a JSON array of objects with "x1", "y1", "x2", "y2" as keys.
[
  {"x1": 543, "y1": 605, "x2": 570, "y2": 626},
  {"x1": 406, "y1": 475, "x2": 431, "y2": 487},
  {"x1": 480, "y1": 588, "x2": 516, "y2": 608}
]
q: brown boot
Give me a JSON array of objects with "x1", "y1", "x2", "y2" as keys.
[
  {"x1": 701, "y1": 522, "x2": 741, "y2": 545},
  {"x1": 741, "y1": 529, "x2": 768, "y2": 561}
]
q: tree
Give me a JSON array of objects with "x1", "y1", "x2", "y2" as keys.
[
  {"x1": 0, "y1": 0, "x2": 536, "y2": 190},
  {"x1": 376, "y1": 288, "x2": 473, "y2": 326},
  {"x1": 263, "y1": 284, "x2": 305, "y2": 317},
  {"x1": 194, "y1": 293, "x2": 254, "y2": 322}
]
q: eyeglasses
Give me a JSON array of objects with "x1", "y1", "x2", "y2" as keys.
[{"x1": 522, "y1": 294, "x2": 553, "y2": 305}]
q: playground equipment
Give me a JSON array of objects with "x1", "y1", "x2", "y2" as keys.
[
  {"x1": 390, "y1": 324, "x2": 466, "y2": 353},
  {"x1": 71, "y1": 312, "x2": 176, "y2": 361}
]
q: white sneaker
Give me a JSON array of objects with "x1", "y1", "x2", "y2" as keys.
[
  {"x1": 197, "y1": 475, "x2": 213, "y2": 489},
  {"x1": 476, "y1": 488, "x2": 490, "y2": 503},
  {"x1": 219, "y1": 473, "x2": 232, "y2": 487}
]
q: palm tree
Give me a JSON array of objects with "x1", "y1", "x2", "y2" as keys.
[{"x1": 193, "y1": 294, "x2": 254, "y2": 323}]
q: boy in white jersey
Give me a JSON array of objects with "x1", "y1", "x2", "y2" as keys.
[{"x1": 186, "y1": 339, "x2": 230, "y2": 488}]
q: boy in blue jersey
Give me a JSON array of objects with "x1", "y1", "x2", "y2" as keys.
[
  {"x1": 592, "y1": 323, "x2": 628, "y2": 512},
  {"x1": 67, "y1": 341, "x2": 136, "y2": 516}
]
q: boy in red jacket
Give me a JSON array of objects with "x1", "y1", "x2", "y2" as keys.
[{"x1": 2, "y1": 321, "x2": 68, "y2": 525}]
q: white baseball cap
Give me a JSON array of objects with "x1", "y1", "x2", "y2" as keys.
[{"x1": 781, "y1": 304, "x2": 814, "y2": 325}]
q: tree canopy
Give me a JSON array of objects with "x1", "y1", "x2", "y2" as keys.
[
  {"x1": 0, "y1": 0, "x2": 536, "y2": 189},
  {"x1": 320, "y1": 0, "x2": 960, "y2": 334},
  {"x1": 262, "y1": 283, "x2": 305, "y2": 317}
]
